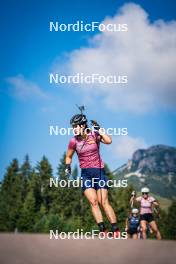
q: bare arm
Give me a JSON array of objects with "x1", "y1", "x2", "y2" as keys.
[
  {"x1": 65, "y1": 148, "x2": 75, "y2": 165},
  {"x1": 153, "y1": 200, "x2": 159, "y2": 206},
  {"x1": 130, "y1": 195, "x2": 140, "y2": 208},
  {"x1": 130, "y1": 196, "x2": 137, "y2": 205},
  {"x1": 90, "y1": 120, "x2": 112, "y2": 144},
  {"x1": 99, "y1": 130, "x2": 112, "y2": 144},
  {"x1": 152, "y1": 200, "x2": 160, "y2": 217},
  {"x1": 125, "y1": 218, "x2": 129, "y2": 230}
]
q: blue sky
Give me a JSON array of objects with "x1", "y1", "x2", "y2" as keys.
[{"x1": 0, "y1": 0, "x2": 176, "y2": 179}]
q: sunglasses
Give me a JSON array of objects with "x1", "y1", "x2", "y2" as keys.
[
  {"x1": 142, "y1": 192, "x2": 148, "y2": 195},
  {"x1": 72, "y1": 123, "x2": 84, "y2": 128}
]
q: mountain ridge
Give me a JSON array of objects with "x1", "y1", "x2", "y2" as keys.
[{"x1": 113, "y1": 144, "x2": 176, "y2": 198}]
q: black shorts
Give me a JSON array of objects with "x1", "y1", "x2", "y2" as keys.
[
  {"x1": 140, "y1": 213, "x2": 154, "y2": 223},
  {"x1": 81, "y1": 168, "x2": 109, "y2": 191},
  {"x1": 128, "y1": 228, "x2": 138, "y2": 235}
]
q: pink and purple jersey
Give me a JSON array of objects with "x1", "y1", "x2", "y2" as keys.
[
  {"x1": 68, "y1": 131, "x2": 104, "y2": 169},
  {"x1": 136, "y1": 196, "x2": 156, "y2": 215}
]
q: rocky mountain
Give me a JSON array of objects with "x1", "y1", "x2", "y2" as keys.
[{"x1": 113, "y1": 145, "x2": 176, "y2": 198}]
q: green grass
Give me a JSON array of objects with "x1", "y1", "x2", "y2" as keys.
[{"x1": 154, "y1": 194, "x2": 172, "y2": 211}]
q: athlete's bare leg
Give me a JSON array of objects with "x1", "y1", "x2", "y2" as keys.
[
  {"x1": 84, "y1": 188, "x2": 103, "y2": 223},
  {"x1": 149, "y1": 221, "x2": 162, "y2": 240},
  {"x1": 127, "y1": 233, "x2": 131, "y2": 239},
  {"x1": 97, "y1": 189, "x2": 117, "y2": 223},
  {"x1": 132, "y1": 233, "x2": 138, "y2": 240},
  {"x1": 140, "y1": 220, "x2": 147, "y2": 239}
]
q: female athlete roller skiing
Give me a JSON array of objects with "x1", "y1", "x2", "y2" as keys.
[
  {"x1": 130, "y1": 187, "x2": 162, "y2": 239},
  {"x1": 125, "y1": 208, "x2": 140, "y2": 239},
  {"x1": 65, "y1": 110, "x2": 120, "y2": 237}
]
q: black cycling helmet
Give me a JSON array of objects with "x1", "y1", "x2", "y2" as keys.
[{"x1": 70, "y1": 114, "x2": 87, "y2": 126}]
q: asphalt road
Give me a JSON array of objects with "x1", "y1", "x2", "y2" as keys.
[{"x1": 0, "y1": 234, "x2": 175, "y2": 264}]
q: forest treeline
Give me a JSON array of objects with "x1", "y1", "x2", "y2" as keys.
[{"x1": 0, "y1": 154, "x2": 175, "y2": 239}]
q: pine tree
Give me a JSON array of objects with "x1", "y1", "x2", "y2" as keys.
[
  {"x1": 165, "y1": 200, "x2": 176, "y2": 239},
  {"x1": 57, "y1": 152, "x2": 68, "y2": 180},
  {"x1": 20, "y1": 154, "x2": 32, "y2": 200},
  {"x1": 36, "y1": 156, "x2": 53, "y2": 212},
  {"x1": 18, "y1": 190, "x2": 36, "y2": 232},
  {"x1": 0, "y1": 159, "x2": 23, "y2": 231},
  {"x1": 29, "y1": 169, "x2": 42, "y2": 211},
  {"x1": 51, "y1": 154, "x2": 82, "y2": 225}
]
